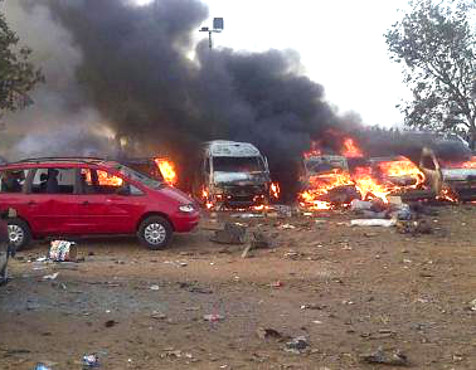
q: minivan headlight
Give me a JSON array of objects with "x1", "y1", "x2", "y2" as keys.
[{"x1": 179, "y1": 204, "x2": 195, "y2": 213}]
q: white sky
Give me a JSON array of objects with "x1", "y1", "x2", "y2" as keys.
[{"x1": 137, "y1": 0, "x2": 412, "y2": 127}]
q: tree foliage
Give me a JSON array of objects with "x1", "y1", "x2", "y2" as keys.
[
  {"x1": 0, "y1": 1, "x2": 43, "y2": 115},
  {"x1": 386, "y1": 0, "x2": 476, "y2": 148}
]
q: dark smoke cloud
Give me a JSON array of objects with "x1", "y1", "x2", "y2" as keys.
[{"x1": 33, "y1": 0, "x2": 339, "y2": 196}]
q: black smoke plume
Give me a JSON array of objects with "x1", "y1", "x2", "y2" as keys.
[
  {"x1": 6, "y1": 0, "x2": 470, "y2": 199},
  {"x1": 26, "y1": 0, "x2": 340, "y2": 197}
]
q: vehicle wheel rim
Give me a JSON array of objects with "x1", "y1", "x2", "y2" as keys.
[
  {"x1": 8, "y1": 225, "x2": 24, "y2": 246},
  {"x1": 144, "y1": 223, "x2": 167, "y2": 245}
]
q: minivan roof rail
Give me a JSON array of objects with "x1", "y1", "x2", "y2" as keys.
[{"x1": 12, "y1": 156, "x2": 110, "y2": 164}]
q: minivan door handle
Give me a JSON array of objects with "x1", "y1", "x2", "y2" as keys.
[
  {"x1": 82, "y1": 201, "x2": 90, "y2": 205},
  {"x1": 28, "y1": 201, "x2": 36, "y2": 206}
]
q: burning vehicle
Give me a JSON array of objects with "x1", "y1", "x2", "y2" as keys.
[
  {"x1": 298, "y1": 153, "x2": 358, "y2": 209},
  {"x1": 420, "y1": 148, "x2": 476, "y2": 202},
  {"x1": 298, "y1": 138, "x2": 432, "y2": 210},
  {"x1": 196, "y1": 140, "x2": 276, "y2": 210}
]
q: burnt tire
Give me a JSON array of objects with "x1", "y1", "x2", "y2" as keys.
[
  {"x1": 137, "y1": 216, "x2": 173, "y2": 250},
  {"x1": 7, "y1": 218, "x2": 31, "y2": 251}
]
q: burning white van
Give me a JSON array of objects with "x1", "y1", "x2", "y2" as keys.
[{"x1": 196, "y1": 140, "x2": 272, "y2": 210}]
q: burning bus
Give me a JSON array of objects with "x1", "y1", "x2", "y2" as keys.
[{"x1": 196, "y1": 140, "x2": 275, "y2": 210}]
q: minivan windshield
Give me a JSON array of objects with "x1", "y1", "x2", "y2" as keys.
[
  {"x1": 213, "y1": 156, "x2": 265, "y2": 173},
  {"x1": 115, "y1": 165, "x2": 163, "y2": 189}
]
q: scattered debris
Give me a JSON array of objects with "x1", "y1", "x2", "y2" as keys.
[
  {"x1": 164, "y1": 261, "x2": 188, "y2": 268},
  {"x1": 396, "y1": 219, "x2": 432, "y2": 235},
  {"x1": 104, "y1": 320, "x2": 117, "y2": 328},
  {"x1": 250, "y1": 232, "x2": 271, "y2": 249},
  {"x1": 284, "y1": 336, "x2": 310, "y2": 354},
  {"x1": 151, "y1": 311, "x2": 167, "y2": 320},
  {"x1": 203, "y1": 314, "x2": 224, "y2": 322},
  {"x1": 230, "y1": 213, "x2": 264, "y2": 219},
  {"x1": 211, "y1": 222, "x2": 247, "y2": 244},
  {"x1": 350, "y1": 219, "x2": 397, "y2": 227},
  {"x1": 48, "y1": 240, "x2": 77, "y2": 262},
  {"x1": 468, "y1": 298, "x2": 476, "y2": 311},
  {"x1": 82, "y1": 353, "x2": 100, "y2": 367},
  {"x1": 149, "y1": 285, "x2": 160, "y2": 291},
  {"x1": 300, "y1": 304, "x2": 325, "y2": 310},
  {"x1": 271, "y1": 281, "x2": 284, "y2": 288},
  {"x1": 360, "y1": 347, "x2": 409, "y2": 367},
  {"x1": 241, "y1": 244, "x2": 253, "y2": 259},
  {"x1": 278, "y1": 223, "x2": 296, "y2": 230},
  {"x1": 241, "y1": 232, "x2": 272, "y2": 258},
  {"x1": 42, "y1": 272, "x2": 59, "y2": 281},
  {"x1": 256, "y1": 327, "x2": 283, "y2": 340},
  {"x1": 284, "y1": 251, "x2": 301, "y2": 260}
]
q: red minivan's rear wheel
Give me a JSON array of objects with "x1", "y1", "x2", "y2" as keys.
[
  {"x1": 7, "y1": 218, "x2": 32, "y2": 251},
  {"x1": 138, "y1": 216, "x2": 173, "y2": 250}
]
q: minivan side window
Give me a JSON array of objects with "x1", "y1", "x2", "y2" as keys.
[
  {"x1": 81, "y1": 168, "x2": 129, "y2": 195},
  {"x1": 0, "y1": 169, "x2": 28, "y2": 193},
  {"x1": 31, "y1": 168, "x2": 76, "y2": 194}
]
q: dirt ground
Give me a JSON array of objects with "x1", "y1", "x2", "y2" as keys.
[{"x1": 1, "y1": 204, "x2": 475, "y2": 369}]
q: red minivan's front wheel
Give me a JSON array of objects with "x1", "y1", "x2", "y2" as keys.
[{"x1": 138, "y1": 216, "x2": 173, "y2": 250}]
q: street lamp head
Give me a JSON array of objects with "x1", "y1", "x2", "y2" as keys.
[{"x1": 213, "y1": 17, "x2": 224, "y2": 31}]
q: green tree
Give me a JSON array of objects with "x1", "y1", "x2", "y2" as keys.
[
  {"x1": 0, "y1": 1, "x2": 42, "y2": 115},
  {"x1": 386, "y1": 0, "x2": 476, "y2": 148}
]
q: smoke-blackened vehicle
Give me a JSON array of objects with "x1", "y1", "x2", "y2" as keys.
[
  {"x1": 420, "y1": 148, "x2": 476, "y2": 202},
  {"x1": 298, "y1": 154, "x2": 359, "y2": 209},
  {"x1": 196, "y1": 141, "x2": 272, "y2": 210}
]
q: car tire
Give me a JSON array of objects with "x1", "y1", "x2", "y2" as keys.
[
  {"x1": 138, "y1": 216, "x2": 173, "y2": 250},
  {"x1": 7, "y1": 218, "x2": 32, "y2": 251}
]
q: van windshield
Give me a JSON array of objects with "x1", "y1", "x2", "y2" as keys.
[
  {"x1": 115, "y1": 165, "x2": 163, "y2": 189},
  {"x1": 213, "y1": 156, "x2": 265, "y2": 173}
]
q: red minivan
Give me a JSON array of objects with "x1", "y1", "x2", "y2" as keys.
[{"x1": 0, "y1": 157, "x2": 200, "y2": 250}]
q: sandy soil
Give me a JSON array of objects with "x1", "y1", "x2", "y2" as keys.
[{"x1": 1, "y1": 204, "x2": 475, "y2": 369}]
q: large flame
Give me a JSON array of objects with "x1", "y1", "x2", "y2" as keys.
[
  {"x1": 155, "y1": 158, "x2": 178, "y2": 186},
  {"x1": 342, "y1": 138, "x2": 364, "y2": 158},
  {"x1": 377, "y1": 156, "x2": 426, "y2": 187},
  {"x1": 298, "y1": 139, "x2": 428, "y2": 209},
  {"x1": 299, "y1": 169, "x2": 354, "y2": 210}
]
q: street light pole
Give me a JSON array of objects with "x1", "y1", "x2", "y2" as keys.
[{"x1": 199, "y1": 18, "x2": 224, "y2": 50}]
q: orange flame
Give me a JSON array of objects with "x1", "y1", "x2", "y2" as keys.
[
  {"x1": 342, "y1": 138, "x2": 364, "y2": 158},
  {"x1": 270, "y1": 182, "x2": 281, "y2": 200},
  {"x1": 298, "y1": 169, "x2": 354, "y2": 210},
  {"x1": 352, "y1": 166, "x2": 390, "y2": 202},
  {"x1": 298, "y1": 142, "x2": 428, "y2": 209},
  {"x1": 84, "y1": 169, "x2": 123, "y2": 187},
  {"x1": 437, "y1": 186, "x2": 459, "y2": 203},
  {"x1": 155, "y1": 158, "x2": 178, "y2": 186},
  {"x1": 377, "y1": 156, "x2": 426, "y2": 187}
]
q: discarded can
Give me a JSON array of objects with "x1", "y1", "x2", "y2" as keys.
[
  {"x1": 49, "y1": 240, "x2": 77, "y2": 262},
  {"x1": 82, "y1": 354, "x2": 100, "y2": 368}
]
